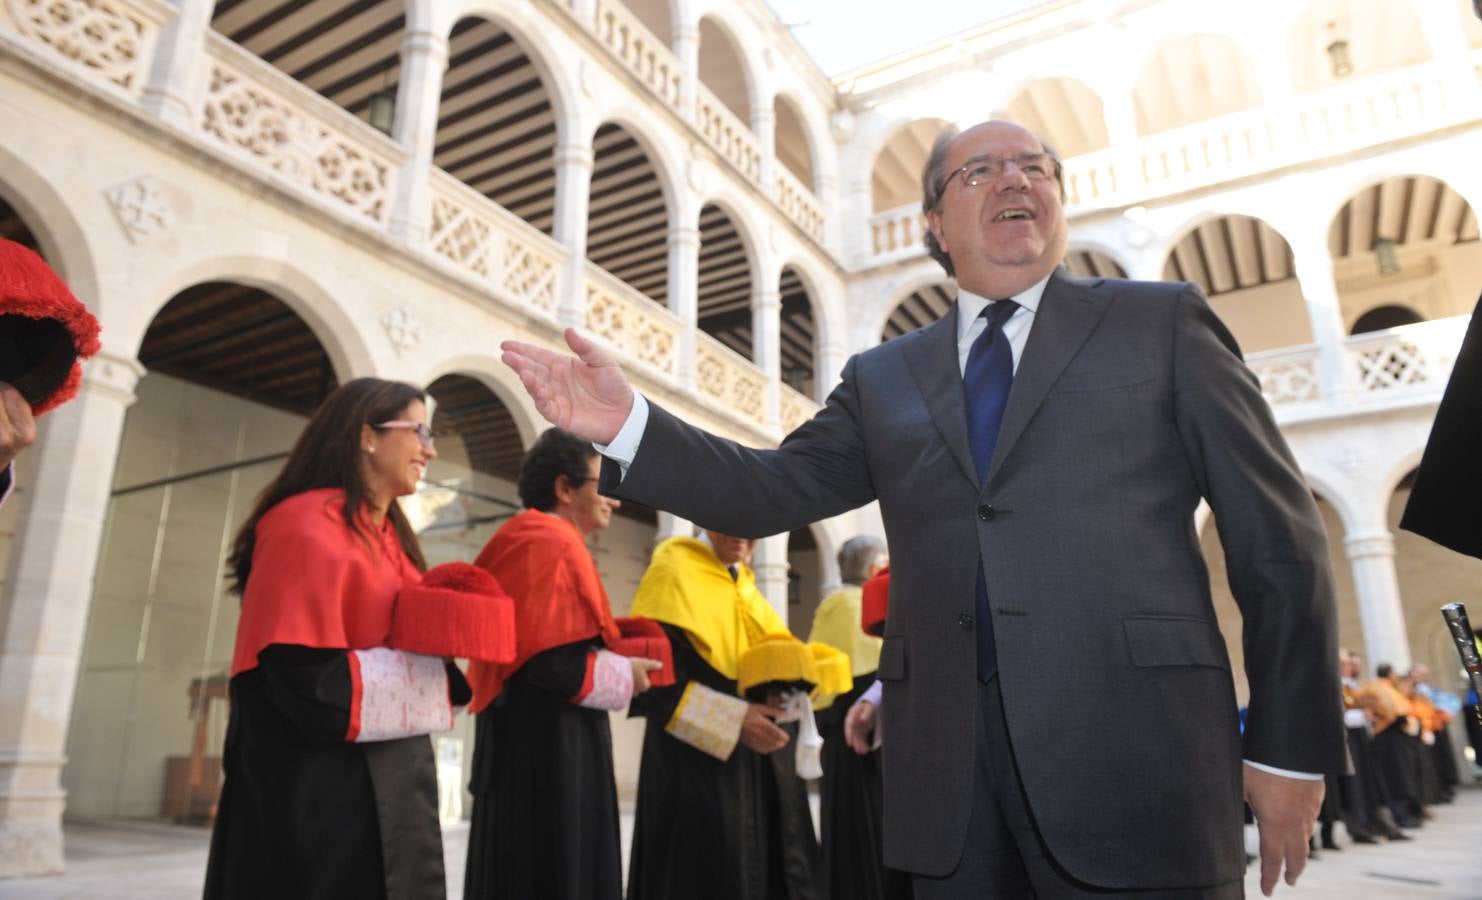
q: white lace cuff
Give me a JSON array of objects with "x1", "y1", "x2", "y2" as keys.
[
  {"x1": 347, "y1": 648, "x2": 453, "y2": 742},
  {"x1": 665, "y1": 682, "x2": 748, "y2": 761},
  {"x1": 578, "y1": 649, "x2": 635, "y2": 710}
]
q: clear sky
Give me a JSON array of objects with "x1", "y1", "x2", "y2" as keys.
[{"x1": 766, "y1": 0, "x2": 1053, "y2": 76}]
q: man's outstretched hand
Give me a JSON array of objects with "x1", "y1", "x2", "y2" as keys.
[
  {"x1": 501, "y1": 329, "x2": 635, "y2": 444},
  {"x1": 1244, "y1": 762, "x2": 1325, "y2": 896}
]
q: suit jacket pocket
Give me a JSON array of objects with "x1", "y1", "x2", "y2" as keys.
[
  {"x1": 1123, "y1": 615, "x2": 1229, "y2": 670},
  {"x1": 877, "y1": 635, "x2": 906, "y2": 681}
]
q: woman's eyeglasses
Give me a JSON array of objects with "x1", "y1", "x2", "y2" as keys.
[{"x1": 373, "y1": 420, "x2": 435, "y2": 450}]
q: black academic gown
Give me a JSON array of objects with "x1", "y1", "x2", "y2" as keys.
[
  {"x1": 463, "y1": 640, "x2": 623, "y2": 900},
  {"x1": 815, "y1": 674, "x2": 911, "y2": 900},
  {"x1": 204, "y1": 644, "x2": 469, "y2": 900},
  {"x1": 627, "y1": 624, "x2": 819, "y2": 900}
]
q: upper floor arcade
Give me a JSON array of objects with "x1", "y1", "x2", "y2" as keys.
[{"x1": 1, "y1": 0, "x2": 1478, "y2": 441}]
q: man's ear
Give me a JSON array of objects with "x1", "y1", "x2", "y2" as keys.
[
  {"x1": 926, "y1": 209, "x2": 948, "y2": 255},
  {"x1": 552, "y1": 473, "x2": 574, "y2": 504}
]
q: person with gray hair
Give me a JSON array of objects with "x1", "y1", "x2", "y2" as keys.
[
  {"x1": 499, "y1": 117, "x2": 1343, "y2": 898},
  {"x1": 808, "y1": 534, "x2": 905, "y2": 899}
]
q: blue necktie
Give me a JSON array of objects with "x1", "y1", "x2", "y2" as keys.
[{"x1": 964, "y1": 300, "x2": 1018, "y2": 682}]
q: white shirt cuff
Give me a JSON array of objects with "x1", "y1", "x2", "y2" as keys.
[
  {"x1": 1242, "y1": 759, "x2": 1323, "y2": 780},
  {"x1": 860, "y1": 679, "x2": 882, "y2": 708},
  {"x1": 593, "y1": 393, "x2": 649, "y2": 477}
]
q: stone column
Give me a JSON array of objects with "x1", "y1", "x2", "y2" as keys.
[
  {"x1": 751, "y1": 533, "x2": 791, "y2": 627},
  {"x1": 553, "y1": 142, "x2": 596, "y2": 329},
  {"x1": 667, "y1": 221, "x2": 701, "y2": 391},
  {"x1": 1344, "y1": 530, "x2": 1412, "y2": 672},
  {"x1": 0, "y1": 351, "x2": 143, "y2": 877},
  {"x1": 655, "y1": 511, "x2": 693, "y2": 543},
  {"x1": 816, "y1": 169, "x2": 842, "y2": 255},
  {"x1": 140, "y1": 0, "x2": 213, "y2": 128},
  {"x1": 1094, "y1": 63, "x2": 1143, "y2": 196},
  {"x1": 753, "y1": 284, "x2": 782, "y2": 430},
  {"x1": 815, "y1": 536, "x2": 843, "y2": 599},
  {"x1": 753, "y1": 104, "x2": 776, "y2": 188},
  {"x1": 1288, "y1": 229, "x2": 1353, "y2": 406},
  {"x1": 673, "y1": 23, "x2": 700, "y2": 125},
  {"x1": 1417, "y1": 0, "x2": 1482, "y2": 108},
  {"x1": 388, "y1": 27, "x2": 450, "y2": 246},
  {"x1": 814, "y1": 332, "x2": 847, "y2": 403},
  {"x1": 570, "y1": 0, "x2": 597, "y2": 28},
  {"x1": 845, "y1": 175, "x2": 875, "y2": 269}
]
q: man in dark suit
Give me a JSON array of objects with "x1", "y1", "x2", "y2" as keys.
[{"x1": 502, "y1": 120, "x2": 1346, "y2": 897}]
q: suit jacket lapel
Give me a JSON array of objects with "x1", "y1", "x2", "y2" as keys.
[
  {"x1": 902, "y1": 304, "x2": 979, "y2": 488},
  {"x1": 985, "y1": 270, "x2": 1112, "y2": 487}
]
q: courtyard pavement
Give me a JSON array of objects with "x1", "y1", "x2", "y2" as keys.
[{"x1": 2, "y1": 786, "x2": 1478, "y2": 898}]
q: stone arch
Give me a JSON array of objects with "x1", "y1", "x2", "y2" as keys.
[
  {"x1": 431, "y1": 8, "x2": 577, "y2": 235},
  {"x1": 867, "y1": 266, "x2": 957, "y2": 347},
  {"x1": 1133, "y1": 33, "x2": 1263, "y2": 136},
  {"x1": 1286, "y1": 0, "x2": 1432, "y2": 94},
  {"x1": 996, "y1": 76, "x2": 1110, "y2": 159},
  {"x1": 1158, "y1": 211, "x2": 1308, "y2": 353},
  {"x1": 696, "y1": 12, "x2": 758, "y2": 126},
  {"x1": 785, "y1": 520, "x2": 844, "y2": 634},
  {"x1": 1387, "y1": 465, "x2": 1482, "y2": 694},
  {"x1": 1064, "y1": 242, "x2": 1130, "y2": 279},
  {"x1": 0, "y1": 143, "x2": 103, "y2": 319},
  {"x1": 443, "y1": 1, "x2": 581, "y2": 136},
  {"x1": 616, "y1": 0, "x2": 674, "y2": 49},
  {"x1": 418, "y1": 354, "x2": 544, "y2": 453},
  {"x1": 1325, "y1": 173, "x2": 1480, "y2": 328},
  {"x1": 584, "y1": 116, "x2": 681, "y2": 305},
  {"x1": 778, "y1": 255, "x2": 834, "y2": 344},
  {"x1": 694, "y1": 195, "x2": 764, "y2": 361},
  {"x1": 773, "y1": 91, "x2": 820, "y2": 190},
  {"x1": 1349, "y1": 305, "x2": 1424, "y2": 334},
  {"x1": 209, "y1": 2, "x2": 408, "y2": 132},
  {"x1": 131, "y1": 254, "x2": 378, "y2": 385},
  {"x1": 869, "y1": 118, "x2": 951, "y2": 214}
]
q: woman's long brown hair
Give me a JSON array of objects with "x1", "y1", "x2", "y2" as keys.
[{"x1": 228, "y1": 377, "x2": 430, "y2": 594}]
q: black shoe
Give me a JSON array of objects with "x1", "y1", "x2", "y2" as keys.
[
  {"x1": 1388, "y1": 830, "x2": 1413, "y2": 841},
  {"x1": 1322, "y1": 838, "x2": 1342, "y2": 851},
  {"x1": 1352, "y1": 833, "x2": 1379, "y2": 844}
]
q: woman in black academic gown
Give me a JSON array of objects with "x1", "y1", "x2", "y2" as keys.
[{"x1": 204, "y1": 378, "x2": 470, "y2": 900}]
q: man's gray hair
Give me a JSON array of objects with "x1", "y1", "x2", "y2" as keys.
[
  {"x1": 921, "y1": 125, "x2": 962, "y2": 277},
  {"x1": 837, "y1": 534, "x2": 887, "y2": 586},
  {"x1": 920, "y1": 121, "x2": 1065, "y2": 278}
]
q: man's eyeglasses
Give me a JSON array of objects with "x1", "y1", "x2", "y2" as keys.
[
  {"x1": 374, "y1": 420, "x2": 435, "y2": 450},
  {"x1": 941, "y1": 153, "x2": 1060, "y2": 195}
]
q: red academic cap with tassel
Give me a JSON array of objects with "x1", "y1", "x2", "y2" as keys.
[
  {"x1": 610, "y1": 616, "x2": 676, "y2": 687},
  {"x1": 0, "y1": 239, "x2": 101, "y2": 414},
  {"x1": 391, "y1": 562, "x2": 517, "y2": 663}
]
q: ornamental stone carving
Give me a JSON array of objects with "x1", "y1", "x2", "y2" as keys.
[
  {"x1": 381, "y1": 306, "x2": 422, "y2": 355},
  {"x1": 104, "y1": 176, "x2": 172, "y2": 242},
  {"x1": 5, "y1": 0, "x2": 151, "y2": 94}
]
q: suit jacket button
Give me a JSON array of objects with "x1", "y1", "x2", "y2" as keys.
[
  {"x1": 977, "y1": 504, "x2": 995, "y2": 521},
  {"x1": 958, "y1": 613, "x2": 974, "y2": 629}
]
